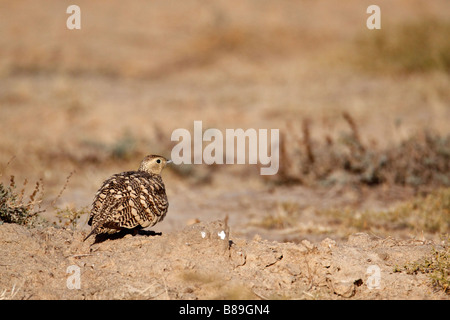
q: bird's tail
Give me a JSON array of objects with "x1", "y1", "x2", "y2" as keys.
[{"x1": 83, "y1": 225, "x2": 99, "y2": 242}]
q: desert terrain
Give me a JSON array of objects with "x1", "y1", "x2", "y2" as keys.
[{"x1": 0, "y1": 0, "x2": 449, "y2": 300}]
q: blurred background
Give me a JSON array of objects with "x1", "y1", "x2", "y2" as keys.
[{"x1": 0, "y1": 0, "x2": 449, "y2": 242}]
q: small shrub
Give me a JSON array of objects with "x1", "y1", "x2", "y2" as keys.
[
  {"x1": 1, "y1": 164, "x2": 75, "y2": 229},
  {"x1": 0, "y1": 176, "x2": 45, "y2": 227}
]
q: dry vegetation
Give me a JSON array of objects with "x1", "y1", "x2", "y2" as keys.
[
  {"x1": 0, "y1": 0, "x2": 449, "y2": 300},
  {"x1": 0, "y1": 174, "x2": 45, "y2": 227},
  {"x1": 395, "y1": 235, "x2": 449, "y2": 294},
  {"x1": 353, "y1": 19, "x2": 450, "y2": 75},
  {"x1": 276, "y1": 114, "x2": 450, "y2": 188}
]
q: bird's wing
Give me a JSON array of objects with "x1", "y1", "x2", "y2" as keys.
[
  {"x1": 88, "y1": 171, "x2": 168, "y2": 231},
  {"x1": 87, "y1": 173, "x2": 124, "y2": 226},
  {"x1": 124, "y1": 171, "x2": 169, "y2": 228}
]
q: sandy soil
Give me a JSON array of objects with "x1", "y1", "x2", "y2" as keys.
[{"x1": 0, "y1": 220, "x2": 447, "y2": 300}]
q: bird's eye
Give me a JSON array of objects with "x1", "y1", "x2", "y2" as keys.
[{"x1": 156, "y1": 159, "x2": 161, "y2": 163}]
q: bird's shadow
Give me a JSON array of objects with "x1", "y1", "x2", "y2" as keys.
[{"x1": 91, "y1": 228, "x2": 162, "y2": 244}]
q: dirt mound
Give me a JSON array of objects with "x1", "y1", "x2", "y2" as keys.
[{"x1": 0, "y1": 220, "x2": 446, "y2": 300}]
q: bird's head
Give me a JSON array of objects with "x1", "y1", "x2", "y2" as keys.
[{"x1": 138, "y1": 155, "x2": 172, "y2": 175}]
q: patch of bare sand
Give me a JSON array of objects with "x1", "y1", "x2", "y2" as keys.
[{"x1": 0, "y1": 220, "x2": 446, "y2": 300}]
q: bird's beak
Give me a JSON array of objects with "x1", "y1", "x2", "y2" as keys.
[{"x1": 166, "y1": 159, "x2": 173, "y2": 164}]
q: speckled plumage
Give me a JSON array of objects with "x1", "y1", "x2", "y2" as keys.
[{"x1": 84, "y1": 155, "x2": 170, "y2": 241}]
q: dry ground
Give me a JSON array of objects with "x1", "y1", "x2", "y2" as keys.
[
  {"x1": 1, "y1": 220, "x2": 448, "y2": 300},
  {"x1": 0, "y1": 0, "x2": 449, "y2": 299}
]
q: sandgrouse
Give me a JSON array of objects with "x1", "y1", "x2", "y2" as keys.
[{"x1": 84, "y1": 155, "x2": 171, "y2": 241}]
